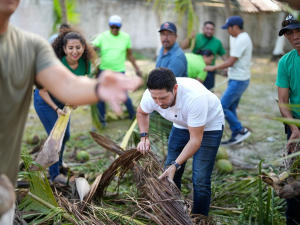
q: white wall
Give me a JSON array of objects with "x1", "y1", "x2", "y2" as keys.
[
  {"x1": 9, "y1": 0, "x2": 291, "y2": 53},
  {"x1": 10, "y1": 0, "x2": 54, "y2": 40}
]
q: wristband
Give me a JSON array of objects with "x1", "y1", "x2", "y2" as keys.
[
  {"x1": 95, "y1": 82, "x2": 101, "y2": 100},
  {"x1": 55, "y1": 107, "x2": 59, "y2": 112},
  {"x1": 170, "y1": 161, "x2": 181, "y2": 171},
  {"x1": 140, "y1": 132, "x2": 148, "y2": 138}
]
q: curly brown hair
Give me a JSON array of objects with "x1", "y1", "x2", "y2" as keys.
[{"x1": 52, "y1": 28, "x2": 96, "y2": 74}]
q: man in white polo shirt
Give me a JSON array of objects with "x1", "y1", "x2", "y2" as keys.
[
  {"x1": 205, "y1": 15, "x2": 252, "y2": 146},
  {"x1": 136, "y1": 67, "x2": 224, "y2": 216}
]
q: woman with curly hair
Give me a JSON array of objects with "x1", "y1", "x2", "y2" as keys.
[{"x1": 33, "y1": 28, "x2": 96, "y2": 184}]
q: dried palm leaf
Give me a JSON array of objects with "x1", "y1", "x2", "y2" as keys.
[{"x1": 30, "y1": 106, "x2": 72, "y2": 171}]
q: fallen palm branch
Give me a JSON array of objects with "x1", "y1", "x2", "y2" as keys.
[
  {"x1": 84, "y1": 133, "x2": 213, "y2": 224},
  {"x1": 30, "y1": 106, "x2": 72, "y2": 171}
]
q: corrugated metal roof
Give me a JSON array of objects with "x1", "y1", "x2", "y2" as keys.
[{"x1": 236, "y1": 0, "x2": 283, "y2": 12}]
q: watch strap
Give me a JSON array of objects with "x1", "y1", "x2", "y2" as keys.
[
  {"x1": 171, "y1": 161, "x2": 181, "y2": 171},
  {"x1": 140, "y1": 132, "x2": 149, "y2": 138}
]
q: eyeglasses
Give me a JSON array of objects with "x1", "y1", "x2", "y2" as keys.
[
  {"x1": 282, "y1": 15, "x2": 299, "y2": 27},
  {"x1": 110, "y1": 26, "x2": 120, "y2": 30},
  {"x1": 160, "y1": 33, "x2": 176, "y2": 37}
]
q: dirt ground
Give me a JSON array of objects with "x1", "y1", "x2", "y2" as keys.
[{"x1": 23, "y1": 55, "x2": 286, "y2": 173}]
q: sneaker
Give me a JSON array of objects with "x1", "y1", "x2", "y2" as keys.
[
  {"x1": 53, "y1": 174, "x2": 68, "y2": 185},
  {"x1": 221, "y1": 128, "x2": 251, "y2": 146}
]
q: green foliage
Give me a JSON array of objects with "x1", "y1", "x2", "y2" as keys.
[
  {"x1": 53, "y1": 0, "x2": 80, "y2": 33},
  {"x1": 149, "y1": 0, "x2": 198, "y2": 36}
]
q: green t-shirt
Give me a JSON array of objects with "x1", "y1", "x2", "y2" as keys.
[
  {"x1": 276, "y1": 49, "x2": 300, "y2": 119},
  {"x1": 192, "y1": 33, "x2": 226, "y2": 65},
  {"x1": 185, "y1": 53, "x2": 207, "y2": 81},
  {"x1": 92, "y1": 30, "x2": 131, "y2": 72},
  {"x1": 61, "y1": 56, "x2": 91, "y2": 76}
]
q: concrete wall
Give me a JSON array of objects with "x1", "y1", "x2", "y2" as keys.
[
  {"x1": 9, "y1": 0, "x2": 292, "y2": 54},
  {"x1": 10, "y1": 0, "x2": 53, "y2": 40}
]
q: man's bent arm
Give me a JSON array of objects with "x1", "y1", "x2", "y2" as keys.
[
  {"x1": 205, "y1": 56, "x2": 237, "y2": 71},
  {"x1": 278, "y1": 87, "x2": 300, "y2": 141},
  {"x1": 180, "y1": 37, "x2": 191, "y2": 49},
  {"x1": 175, "y1": 126, "x2": 204, "y2": 165}
]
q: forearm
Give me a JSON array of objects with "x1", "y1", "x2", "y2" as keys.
[
  {"x1": 279, "y1": 104, "x2": 299, "y2": 132},
  {"x1": 214, "y1": 60, "x2": 233, "y2": 70},
  {"x1": 36, "y1": 65, "x2": 98, "y2": 106},
  {"x1": 180, "y1": 38, "x2": 190, "y2": 49},
  {"x1": 137, "y1": 110, "x2": 150, "y2": 134},
  {"x1": 221, "y1": 55, "x2": 228, "y2": 61},
  {"x1": 127, "y1": 54, "x2": 139, "y2": 70},
  {"x1": 39, "y1": 90, "x2": 59, "y2": 110},
  {"x1": 175, "y1": 138, "x2": 202, "y2": 165}
]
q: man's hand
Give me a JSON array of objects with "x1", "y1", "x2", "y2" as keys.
[
  {"x1": 97, "y1": 71, "x2": 142, "y2": 114},
  {"x1": 56, "y1": 108, "x2": 66, "y2": 117},
  {"x1": 137, "y1": 137, "x2": 151, "y2": 155},
  {"x1": 288, "y1": 128, "x2": 300, "y2": 152},
  {"x1": 158, "y1": 165, "x2": 177, "y2": 180},
  {"x1": 136, "y1": 68, "x2": 142, "y2": 77},
  {"x1": 205, "y1": 65, "x2": 216, "y2": 72}
]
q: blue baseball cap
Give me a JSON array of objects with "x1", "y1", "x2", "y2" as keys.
[
  {"x1": 221, "y1": 16, "x2": 244, "y2": 29},
  {"x1": 158, "y1": 22, "x2": 177, "y2": 34},
  {"x1": 109, "y1": 15, "x2": 122, "y2": 27}
]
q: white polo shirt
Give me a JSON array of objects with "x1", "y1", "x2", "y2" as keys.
[{"x1": 140, "y1": 78, "x2": 224, "y2": 131}]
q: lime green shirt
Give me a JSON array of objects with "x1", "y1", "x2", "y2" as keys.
[
  {"x1": 276, "y1": 49, "x2": 300, "y2": 119},
  {"x1": 192, "y1": 33, "x2": 226, "y2": 65},
  {"x1": 61, "y1": 56, "x2": 91, "y2": 76},
  {"x1": 92, "y1": 30, "x2": 131, "y2": 72},
  {"x1": 185, "y1": 53, "x2": 207, "y2": 81}
]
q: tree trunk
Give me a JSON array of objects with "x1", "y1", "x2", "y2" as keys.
[
  {"x1": 59, "y1": 0, "x2": 67, "y2": 24},
  {"x1": 272, "y1": 36, "x2": 285, "y2": 56},
  {"x1": 224, "y1": 0, "x2": 232, "y2": 18}
]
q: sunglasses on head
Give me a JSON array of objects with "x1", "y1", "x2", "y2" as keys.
[
  {"x1": 282, "y1": 15, "x2": 299, "y2": 27},
  {"x1": 110, "y1": 26, "x2": 120, "y2": 30}
]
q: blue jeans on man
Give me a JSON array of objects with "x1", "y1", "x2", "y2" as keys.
[
  {"x1": 33, "y1": 89, "x2": 70, "y2": 181},
  {"x1": 221, "y1": 79, "x2": 249, "y2": 138},
  {"x1": 96, "y1": 70, "x2": 136, "y2": 124},
  {"x1": 165, "y1": 125, "x2": 223, "y2": 216},
  {"x1": 203, "y1": 71, "x2": 216, "y2": 91}
]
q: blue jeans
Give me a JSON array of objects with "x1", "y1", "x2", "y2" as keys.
[
  {"x1": 96, "y1": 70, "x2": 135, "y2": 123},
  {"x1": 203, "y1": 71, "x2": 216, "y2": 90},
  {"x1": 221, "y1": 79, "x2": 249, "y2": 138},
  {"x1": 33, "y1": 89, "x2": 70, "y2": 181},
  {"x1": 165, "y1": 125, "x2": 223, "y2": 216}
]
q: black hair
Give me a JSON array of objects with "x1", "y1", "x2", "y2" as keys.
[
  {"x1": 230, "y1": 24, "x2": 243, "y2": 29},
  {"x1": 147, "y1": 67, "x2": 177, "y2": 92},
  {"x1": 60, "y1": 23, "x2": 70, "y2": 30},
  {"x1": 195, "y1": 49, "x2": 214, "y2": 57},
  {"x1": 204, "y1": 21, "x2": 215, "y2": 27},
  {"x1": 52, "y1": 29, "x2": 96, "y2": 74}
]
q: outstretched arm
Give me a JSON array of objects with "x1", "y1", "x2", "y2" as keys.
[
  {"x1": 36, "y1": 64, "x2": 142, "y2": 114},
  {"x1": 205, "y1": 56, "x2": 237, "y2": 71},
  {"x1": 159, "y1": 125, "x2": 204, "y2": 180}
]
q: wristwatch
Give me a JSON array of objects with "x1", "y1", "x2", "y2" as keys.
[
  {"x1": 171, "y1": 161, "x2": 181, "y2": 171},
  {"x1": 140, "y1": 132, "x2": 148, "y2": 138}
]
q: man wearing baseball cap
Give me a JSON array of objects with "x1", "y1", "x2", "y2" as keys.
[
  {"x1": 276, "y1": 14, "x2": 300, "y2": 225},
  {"x1": 92, "y1": 15, "x2": 142, "y2": 126},
  {"x1": 205, "y1": 15, "x2": 252, "y2": 146},
  {"x1": 156, "y1": 22, "x2": 187, "y2": 77}
]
